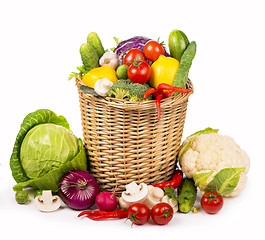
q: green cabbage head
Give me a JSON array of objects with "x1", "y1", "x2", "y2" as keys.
[{"x1": 10, "y1": 109, "x2": 87, "y2": 194}]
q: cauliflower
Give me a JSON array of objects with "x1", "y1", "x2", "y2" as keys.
[{"x1": 178, "y1": 127, "x2": 250, "y2": 197}]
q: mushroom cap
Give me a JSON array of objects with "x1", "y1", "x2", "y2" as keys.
[{"x1": 122, "y1": 182, "x2": 148, "y2": 203}]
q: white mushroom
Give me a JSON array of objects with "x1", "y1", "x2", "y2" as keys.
[
  {"x1": 118, "y1": 197, "x2": 130, "y2": 209},
  {"x1": 94, "y1": 78, "x2": 114, "y2": 97},
  {"x1": 119, "y1": 182, "x2": 148, "y2": 209},
  {"x1": 34, "y1": 190, "x2": 61, "y2": 212},
  {"x1": 161, "y1": 195, "x2": 178, "y2": 213},
  {"x1": 144, "y1": 185, "x2": 164, "y2": 209}
]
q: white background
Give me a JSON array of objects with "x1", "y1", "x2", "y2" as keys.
[{"x1": 1, "y1": 0, "x2": 264, "y2": 238}]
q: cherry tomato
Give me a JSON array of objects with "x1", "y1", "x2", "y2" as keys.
[
  {"x1": 123, "y1": 48, "x2": 145, "y2": 66},
  {"x1": 201, "y1": 191, "x2": 223, "y2": 214},
  {"x1": 127, "y1": 203, "x2": 150, "y2": 226},
  {"x1": 128, "y1": 60, "x2": 151, "y2": 84},
  {"x1": 151, "y1": 202, "x2": 173, "y2": 225},
  {"x1": 143, "y1": 40, "x2": 165, "y2": 62}
]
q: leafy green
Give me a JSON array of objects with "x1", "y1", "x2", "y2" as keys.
[
  {"x1": 193, "y1": 171, "x2": 214, "y2": 189},
  {"x1": 204, "y1": 168, "x2": 246, "y2": 196},
  {"x1": 20, "y1": 123, "x2": 80, "y2": 179},
  {"x1": 110, "y1": 37, "x2": 123, "y2": 51},
  {"x1": 164, "y1": 187, "x2": 177, "y2": 201},
  {"x1": 68, "y1": 65, "x2": 88, "y2": 81},
  {"x1": 10, "y1": 109, "x2": 87, "y2": 193}
]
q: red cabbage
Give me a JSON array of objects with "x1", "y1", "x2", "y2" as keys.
[{"x1": 113, "y1": 36, "x2": 169, "y2": 65}]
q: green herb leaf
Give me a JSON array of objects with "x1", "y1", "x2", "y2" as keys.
[
  {"x1": 68, "y1": 65, "x2": 88, "y2": 81},
  {"x1": 110, "y1": 37, "x2": 122, "y2": 51},
  {"x1": 164, "y1": 186, "x2": 177, "y2": 201},
  {"x1": 68, "y1": 72, "x2": 79, "y2": 81}
]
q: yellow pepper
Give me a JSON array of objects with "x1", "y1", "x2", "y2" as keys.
[
  {"x1": 149, "y1": 55, "x2": 180, "y2": 89},
  {"x1": 82, "y1": 66, "x2": 118, "y2": 89}
]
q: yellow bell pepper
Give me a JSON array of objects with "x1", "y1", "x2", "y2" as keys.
[
  {"x1": 82, "y1": 66, "x2": 118, "y2": 89},
  {"x1": 149, "y1": 55, "x2": 180, "y2": 89}
]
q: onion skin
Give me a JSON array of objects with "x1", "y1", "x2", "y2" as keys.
[{"x1": 58, "y1": 170, "x2": 100, "y2": 210}]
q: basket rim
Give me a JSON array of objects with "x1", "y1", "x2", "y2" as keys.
[{"x1": 76, "y1": 77, "x2": 193, "y2": 110}]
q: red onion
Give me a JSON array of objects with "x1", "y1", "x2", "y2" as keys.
[{"x1": 58, "y1": 170, "x2": 100, "y2": 210}]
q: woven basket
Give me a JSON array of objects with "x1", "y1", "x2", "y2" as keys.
[{"x1": 76, "y1": 77, "x2": 193, "y2": 194}]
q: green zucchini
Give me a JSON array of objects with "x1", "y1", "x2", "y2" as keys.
[
  {"x1": 87, "y1": 32, "x2": 105, "y2": 59},
  {"x1": 172, "y1": 41, "x2": 196, "y2": 94},
  {"x1": 80, "y1": 43, "x2": 99, "y2": 71},
  {"x1": 168, "y1": 30, "x2": 189, "y2": 62}
]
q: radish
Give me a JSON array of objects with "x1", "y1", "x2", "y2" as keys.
[{"x1": 95, "y1": 191, "x2": 118, "y2": 211}]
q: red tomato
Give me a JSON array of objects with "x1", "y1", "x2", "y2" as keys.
[
  {"x1": 201, "y1": 191, "x2": 223, "y2": 214},
  {"x1": 123, "y1": 48, "x2": 145, "y2": 66},
  {"x1": 128, "y1": 60, "x2": 151, "y2": 84},
  {"x1": 127, "y1": 203, "x2": 150, "y2": 226},
  {"x1": 151, "y1": 202, "x2": 173, "y2": 225},
  {"x1": 143, "y1": 40, "x2": 165, "y2": 62}
]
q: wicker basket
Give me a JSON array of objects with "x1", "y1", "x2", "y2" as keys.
[{"x1": 76, "y1": 77, "x2": 193, "y2": 194}]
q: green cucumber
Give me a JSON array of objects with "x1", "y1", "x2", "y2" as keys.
[
  {"x1": 87, "y1": 32, "x2": 105, "y2": 59},
  {"x1": 80, "y1": 43, "x2": 99, "y2": 71},
  {"x1": 177, "y1": 178, "x2": 197, "y2": 213},
  {"x1": 168, "y1": 30, "x2": 189, "y2": 62},
  {"x1": 172, "y1": 41, "x2": 196, "y2": 94}
]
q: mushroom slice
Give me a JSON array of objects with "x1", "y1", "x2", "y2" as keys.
[
  {"x1": 34, "y1": 190, "x2": 61, "y2": 212},
  {"x1": 122, "y1": 182, "x2": 148, "y2": 204}
]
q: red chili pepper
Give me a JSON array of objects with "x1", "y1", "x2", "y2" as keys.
[
  {"x1": 157, "y1": 83, "x2": 192, "y2": 94},
  {"x1": 144, "y1": 83, "x2": 191, "y2": 121},
  {"x1": 156, "y1": 93, "x2": 164, "y2": 121},
  {"x1": 77, "y1": 208, "x2": 124, "y2": 218},
  {"x1": 172, "y1": 86, "x2": 192, "y2": 93},
  {"x1": 152, "y1": 169, "x2": 183, "y2": 189},
  {"x1": 83, "y1": 210, "x2": 128, "y2": 221},
  {"x1": 144, "y1": 88, "x2": 157, "y2": 99},
  {"x1": 162, "y1": 90, "x2": 173, "y2": 98}
]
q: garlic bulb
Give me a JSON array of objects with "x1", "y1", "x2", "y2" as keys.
[{"x1": 99, "y1": 52, "x2": 119, "y2": 69}]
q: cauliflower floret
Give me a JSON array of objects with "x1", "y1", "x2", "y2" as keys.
[{"x1": 179, "y1": 129, "x2": 250, "y2": 197}]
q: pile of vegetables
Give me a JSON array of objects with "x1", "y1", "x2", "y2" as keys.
[
  {"x1": 69, "y1": 30, "x2": 196, "y2": 120},
  {"x1": 9, "y1": 29, "x2": 251, "y2": 226},
  {"x1": 9, "y1": 109, "x2": 250, "y2": 224}
]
